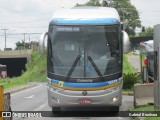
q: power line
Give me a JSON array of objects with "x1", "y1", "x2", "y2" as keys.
[
  {"x1": 4, "y1": 33, "x2": 42, "y2": 36},
  {"x1": 9, "y1": 26, "x2": 47, "y2": 28},
  {"x1": 0, "y1": 32, "x2": 42, "y2": 50},
  {"x1": 0, "y1": 18, "x2": 50, "y2": 24}
]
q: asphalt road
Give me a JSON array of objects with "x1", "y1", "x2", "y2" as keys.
[
  {"x1": 11, "y1": 83, "x2": 133, "y2": 120},
  {"x1": 128, "y1": 55, "x2": 141, "y2": 72}
]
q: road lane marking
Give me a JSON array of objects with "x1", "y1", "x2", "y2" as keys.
[
  {"x1": 25, "y1": 95, "x2": 35, "y2": 99},
  {"x1": 33, "y1": 102, "x2": 48, "y2": 111},
  {"x1": 11, "y1": 84, "x2": 42, "y2": 96}
]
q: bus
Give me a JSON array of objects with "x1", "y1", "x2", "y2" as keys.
[
  {"x1": 0, "y1": 64, "x2": 7, "y2": 78},
  {"x1": 140, "y1": 40, "x2": 154, "y2": 82},
  {"x1": 39, "y1": 7, "x2": 130, "y2": 113}
]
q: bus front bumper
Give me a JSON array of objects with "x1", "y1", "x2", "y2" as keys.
[{"x1": 47, "y1": 85, "x2": 122, "y2": 107}]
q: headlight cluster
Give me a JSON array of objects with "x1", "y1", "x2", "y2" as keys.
[{"x1": 113, "y1": 77, "x2": 123, "y2": 91}]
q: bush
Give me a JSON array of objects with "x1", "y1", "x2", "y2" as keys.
[{"x1": 123, "y1": 72, "x2": 142, "y2": 90}]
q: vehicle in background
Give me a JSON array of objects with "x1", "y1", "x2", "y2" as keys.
[
  {"x1": 140, "y1": 40, "x2": 154, "y2": 82},
  {"x1": 133, "y1": 50, "x2": 140, "y2": 55},
  {"x1": 0, "y1": 64, "x2": 7, "y2": 78},
  {"x1": 39, "y1": 7, "x2": 130, "y2": 113},
  {"x1": 140, "y1": 40, "x2": 153, "y2": 52}
]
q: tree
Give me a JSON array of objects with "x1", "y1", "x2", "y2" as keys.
[
  {"x1": 15, "y1": 40, "x2": 30, "y2": 50},
  {"x1": 76, "y1": 0, "x2": 141, "y2": 36},
  {"x1": 76, "y1": 0, "x2": 101, "y2": 6},
  {"x1": 138, "y1": 27, "x2": 153, "y2": 37}
]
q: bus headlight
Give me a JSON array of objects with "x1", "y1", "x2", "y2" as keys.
[
  {"x1": 112, "y1": 97, "x2": 118, "y2": 102},
  {"x1": 114, "y1": 77, "x2": 123, "y2": 90}
]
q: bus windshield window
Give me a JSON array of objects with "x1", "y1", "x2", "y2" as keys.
[{"x1": 49, "y1": 25, "x2": 121, "y2": 78}]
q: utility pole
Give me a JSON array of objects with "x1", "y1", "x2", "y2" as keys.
[
  {"x1": 28, "y1": 34, "x2": 30, "y2": 49},
  {"x1": 23, "y1": 33, "x2": 26, "y2": 49},
  {"x1": 28, "y1": 34, "x2": 30, "y2": 42},
  {"x1": 1, "y1": 29, "x2": 9, "y2": 49}
]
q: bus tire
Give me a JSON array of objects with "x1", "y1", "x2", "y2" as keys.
[{"x1": 52, "y1": 107, "x2": 61, "y2": 114}]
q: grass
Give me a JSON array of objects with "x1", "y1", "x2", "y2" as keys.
[
  {"x1": 23, "y1": 51, "x2": 47, "y2": 82},
  {"x1": 122, "y1": 53, "x2": 141, "y2": 91},
  {"x1": 129, "y1": 105, "x2": 154, "y2": 111},
  {"x1": 0, "y1": 50, "x2": 47, "y2": 89},
  {"x1": 123, "y1": 54, "x2": 136, "y2": 74}
]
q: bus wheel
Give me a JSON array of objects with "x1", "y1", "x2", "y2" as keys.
[{"x1": 52, "y1": 107, "x2": 61, "y2": 114}]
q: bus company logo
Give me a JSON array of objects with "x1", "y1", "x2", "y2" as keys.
[
  {"x1": 82, "y1": 91, "x2": 87, "y2": 96},
  {"x1": 2, "y1": 112, "x2": 11, "y2": 117}
]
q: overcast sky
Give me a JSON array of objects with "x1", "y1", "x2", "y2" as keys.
[
  {"x1": 0, "y1": 0, "x2": 160, "y2": 50},
  {"x1": 130, "y1": 0, "x2": 160, "y2": 27}
]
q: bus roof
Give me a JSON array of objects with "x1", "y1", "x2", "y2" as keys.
[{"x1": 50, "y1": 7, "x2": 120, "y2": 25}]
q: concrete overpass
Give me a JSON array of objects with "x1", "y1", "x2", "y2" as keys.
[
  {"x1": 0, "y1": 50, "x2": 32, "y2": 60},
  {"x1": 0, "y1": 50, "x2": 32, "y2": 77}
]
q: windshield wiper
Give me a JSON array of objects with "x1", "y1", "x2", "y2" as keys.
[
  {"x1": 87, "y1": 56, "x2": 105, "y2": 82},
  {"x1": 65, "y1": 55, "x2": 81, "y2": 82}
]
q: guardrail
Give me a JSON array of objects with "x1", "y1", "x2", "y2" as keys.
[
  {"x1": 133, "y1": 83, "x2": 154, "y2": 108},
  {"x1": 0, "y1": 85, "x2": 12, "y2": 120}
]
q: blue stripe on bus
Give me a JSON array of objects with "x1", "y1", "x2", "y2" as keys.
[
  {"x1": 51, "y1": 18, "x2": 120, "y2": 25},
  {"x1": 51, "y1": 79, "x2": 119, "y2": 88}
]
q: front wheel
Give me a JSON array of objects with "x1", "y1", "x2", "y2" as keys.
[{"x1": 52, "y1": 107, "x2": 61, "y2": 114}]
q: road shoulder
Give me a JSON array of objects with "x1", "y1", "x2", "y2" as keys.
[{"x1": 4, "y1": 82, "x2": 38, "y2": 94}]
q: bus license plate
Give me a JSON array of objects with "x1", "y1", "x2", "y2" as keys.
[{"x1": 79, "y1": 99, "x2": 91, "y2": 104}]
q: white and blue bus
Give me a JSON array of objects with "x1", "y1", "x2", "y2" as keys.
[{"x1": 39, "y1": 7, "x2": 130, "y2": 113}]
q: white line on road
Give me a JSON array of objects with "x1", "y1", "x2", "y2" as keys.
[
  {"x1": 11, "y1": 84, "x2": 42, "y2": 96},
  {"x1": 33, "y1": 102, "x2": 48, "y2": 111},
  {"x1": 25, "y1": 95, "x2": 35, "y2": 99}
]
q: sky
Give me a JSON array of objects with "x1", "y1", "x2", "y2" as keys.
[
  {"x1": 130, "y1": 0, "x2": 160, "y2": 28},
  {"x1": 0, "y1": 0, "x2": 160, "y2": 50}
]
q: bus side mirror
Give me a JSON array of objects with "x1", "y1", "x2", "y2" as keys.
[
  {"x1": 39, "y1": 32, "x2": 48, "y2": 54},
  {"x1": 122, "y1": 31, "x2": 130, "y2": 54}
]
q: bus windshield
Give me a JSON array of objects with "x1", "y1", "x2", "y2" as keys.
[{"x1": 48, "y1": 25, "x2": 121, "y2": 79}]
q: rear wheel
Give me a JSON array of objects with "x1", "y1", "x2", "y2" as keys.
[{"x1": 52, "y1": 107, "x2": 61, "y2": 114}]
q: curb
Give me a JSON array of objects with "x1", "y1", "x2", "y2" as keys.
[
  {"x1": 122, "y1": 92, "x2": 133, "y2": 96},
  {"x1": 4, "y1": 82, "x2": 38, "y2": 94}
]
